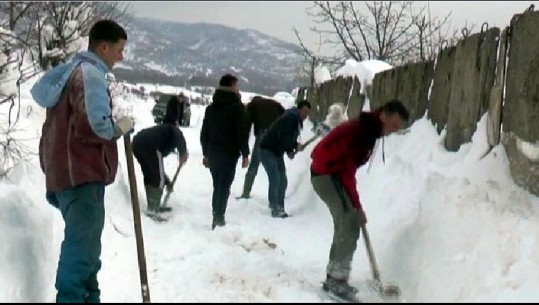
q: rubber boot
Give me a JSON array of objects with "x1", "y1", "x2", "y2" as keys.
[
  {"x1": 145, "y1": 185, "x2": 162, "y2": 214},
  {"x1": 239, "y1": 174, "x2": 255, "y2": 199}
]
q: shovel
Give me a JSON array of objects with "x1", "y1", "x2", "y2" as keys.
[
  {"x1": 361, "y1": 223, "x2": 401, "y2": 298},
  {"x1": 161, "y1": 163, "x2": 183, "y2": 208},
  {"x1": 288, "y1": 122, "x2": 330, "y2": 159}
]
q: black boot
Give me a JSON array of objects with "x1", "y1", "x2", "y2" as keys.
[
  {"x1": 322, "y1": 275, "x2": 358, "y2": 301},
  {"x1": 157, "y1": 206, "x2": 173, "y2": 213},
  {"x1": 211, "y1": 216, "x2": 226, "y2": 230},
  {"x1": 239, "y1": 173, "x2": 255, "y2": 199},
  {"x1": 271, "y1": 207, "x2": 289, "y2": 218}
]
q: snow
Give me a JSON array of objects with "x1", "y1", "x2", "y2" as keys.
[
  {"x1": 273, "y1": 91, "x2": 296, "y2": 109},
  {"x1": 0, "y1": 27, "x2": 17, "y2": 46},
  {"x1": 42, "y1": 48, "x2": 65, "y2": 59},
  {"x1": 336, "y1": 59, "x2": 393, "y2": 95},
  {"x1": 324, "y1": 103, "x2": 347, "y2": 129},
  {"x1": 143, "y1": 62, "x2": 176, "y2": 76},
  {"x1": 314, "y1": 65, "x2": 332, "y2": 85},
  {"x1": 0, "y1": 27, "x2": 21, "y2": 98},
  {"x1": 0, "y1": 52, "x2": 21, "y2": 98},
  {"x1": 114, "y1": 62, "x2": 134, "y2": 70},
  {"x1": 335, "y1": 59, "x2": 359, "y2": 79},
  {"x1": 515, "y1": 136, "x2": 539, "y2": 161},
  {"x1": 2, "y1": 54, "x2": 539, "y2": 303}
]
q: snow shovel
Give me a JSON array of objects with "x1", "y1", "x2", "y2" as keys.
[
  {"x1": 288, "y1": 122, "x2": 330, "y2": 159},
  {"x1": 161, "y1": 163, "x2": 183, "y2": 208},
  {"x1": 361, "y1": 223, "x2": 401, "y2": 298}
]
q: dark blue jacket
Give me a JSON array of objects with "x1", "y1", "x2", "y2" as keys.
[{"x1": 259, "y1": 108, "x2": 302, "y2": 155}]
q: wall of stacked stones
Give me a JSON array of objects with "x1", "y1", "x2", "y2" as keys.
[{"x1": 295, "y1": 10, "x2": 539, "y2": 196}]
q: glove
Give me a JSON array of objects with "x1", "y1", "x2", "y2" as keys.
[
  {"x1": 241, "y1": 156, "x2": 249, "y2": 168},
  {"x1": 357, "y1": 208, "x2": 367, "y2": 225},
  {"x1": 114, "y1": 116, "x2": 135, "y2": 137},
  {"x1": 179, "y1": 153, "x2": 189, "y2": 167},
  {"x1": 287, "y1": 151, "x2": 296, "y2": 160}
]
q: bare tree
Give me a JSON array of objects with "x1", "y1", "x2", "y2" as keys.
[
  {"x1": 0, "y1": 27, "x2": 36, "y2": 179},
  {"x1": 0, "y1": 2, "x2": 133, "y2": 177},
  {"x1": 293, "y1": 27, "x2": 321, "y2": 88},
  {"x1": 21, "y1": 2, "x2": 47, "y2": 68},
  {"x1": 0, "y1": 2, "x2": 135, "y2": 177},
  {"x1": 79, "y1": 2, "x2": 133, "y2": 35},
  {"x1": 40, "y1": 2, "x2": 132, "y2": 66},
  {"x1": 292, "y1": 26, "x2": 343, "y2": 88},
  {"x1": 0, "y1": 2, "x2": 36, "y2": 31},
  {"x1": 297, "y1": 1, "x2": 460, "y2": 66}
]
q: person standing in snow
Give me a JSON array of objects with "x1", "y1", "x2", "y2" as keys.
[
  {"x1": 258, "y1": 100, "x2": 311, "y2": 218},
  {"x1": 310, "y1": 100, "x2": 409, "y2": 300},
  {"x1": 162, "y1": 93, "x2": 188, "y2": 126},
  {"x1": 132, "y1": 117, "x2": 189, "y2": 216},
  {"x1": 200, "y1": 74, "x2": 250, "y2": 229},
  {"x1": 324, "y1": 102, "x2": 347, "y2": 129},
  {"x1": 32, "y1": 20, "x2": 131, "y2": 303},
  {"x1": 237, "y1": 96, "x2": 285, "y2": 199}
]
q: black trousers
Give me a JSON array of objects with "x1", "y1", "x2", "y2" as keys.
[
  {"x1": 208, "y1": 156, "x2": 237, "y2": 220},
  {"x1": 132, "y1": 141, "x2": 165, "y2": 189}
]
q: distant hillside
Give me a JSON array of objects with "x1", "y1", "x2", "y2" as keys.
[{"x1": 114, "y1": 17, "x2": 308, "y2": 95}]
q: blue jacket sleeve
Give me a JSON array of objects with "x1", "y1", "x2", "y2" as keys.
[{"x1": 81, "y1": 63, "x2": 115, "y2": 140}]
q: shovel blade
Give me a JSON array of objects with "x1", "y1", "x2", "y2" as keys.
[
  {"x1": 370, "y1": 280, "x2": 401, "y2": 298},
  {"x1": 382, "y1": 284, "x2": 400, "y2": 297}
]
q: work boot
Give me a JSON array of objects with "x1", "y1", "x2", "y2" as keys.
[
  {"x1": 322, "y1": 275, "x2": 358, "y2": 300},
  {"x1": 145, "y1": 185, "x2": 163, "y2": 214}
]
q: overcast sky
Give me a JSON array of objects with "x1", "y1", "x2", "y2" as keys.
[{"x1": 130, "y1": 1, "x2": 538, "y2": 56}]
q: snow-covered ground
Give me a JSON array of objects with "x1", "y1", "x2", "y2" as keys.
[{"x1": 1, "y1": 59, "x2": 539, "y2": 303}]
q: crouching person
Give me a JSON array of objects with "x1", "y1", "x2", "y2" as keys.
[{"x1": 132, "y1": 121, "x2": 188, "y2": 216}]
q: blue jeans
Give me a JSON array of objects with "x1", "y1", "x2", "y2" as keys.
[
  {"x1": 259, "y1": 149, "x2": 287, "y2": 212},
  {"x1": 46, "y1": 182, "x2": 105, "y2": 303}
]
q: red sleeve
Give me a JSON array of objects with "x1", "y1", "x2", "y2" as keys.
[
  {"x1": 310, "y1": 120, "x2": 356, "y2": 175},
  {"x1": 337, "y1": 163, "x2": 362, "y2": 211}
]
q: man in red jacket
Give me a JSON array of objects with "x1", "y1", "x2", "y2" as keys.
[{"x1": 310, "y1": 100, "x2": 409, "y2": 301}]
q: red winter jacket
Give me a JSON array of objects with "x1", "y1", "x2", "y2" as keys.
[{"x1": 310, "y1": 111, "x2": 383, "y2": 211}]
